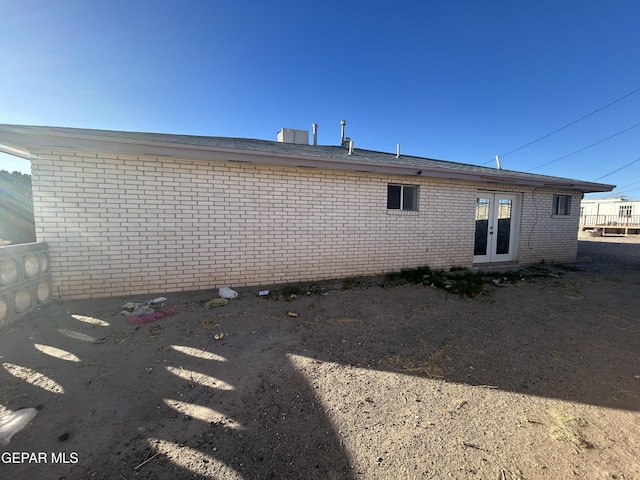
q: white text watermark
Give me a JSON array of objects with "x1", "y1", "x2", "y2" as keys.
[{"x1": 1, "y1": 452, "x2": 79, "y2": 464}]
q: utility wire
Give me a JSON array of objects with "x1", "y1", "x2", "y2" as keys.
[
  {"x1": 613, "y1": 179, "x2": 640, "y2": 190},
  {"x1": 527, "y1": 120, "x2": 640, "y2": 171},
  {"x1": 620, "y1": 185, "x2": 640, "y2": 194},
  {"x1": 608, "y1": 179, "x2": 640, "y2": 196},
  {"x1": 611, "y1": 187, "x2": 640, "y2": 198},
  {"x1": 594, "y1": 189, "x2": 640, "y2": 201},
  {"x1": 499, "y1": 85, "x2": 640, "y2": 159},
  {"x1": 482, "y1": 85, "x2": 640, "y2": 166},
  {"x1": 592, "y1": 156, "x2": 640, "y2": 181}
]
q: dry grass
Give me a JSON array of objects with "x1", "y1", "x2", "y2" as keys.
[
  {"x1": 327, "y1": 316, "x2": 362, "y2": 324},
  {"x1": 111, "y1": 331, "x2": 133, "y2": 344},
  {"x1": 612, "y1": 388, "x2": 639, "y2": 403},
  {"x1": 200, "y1": 318, "x2": 220, "y2": 330},
  {"x1": 378, "y1": 353, "x2": 444, "y2": 377},
  {"x1": 148, "y1": 324, "x2": 166, "y2": 336},
  {"x1": 563, "y1": 288, "x2": 585, "y2": 300},
  {"x1": 408, "y1": 305, "x2": 427, "y2": 315},
  {"x1": 378, "y1": 338, "x2": 455, "y2": 378},
  {"x1": 550, "y1": 410, "x2": 594, "y2": 449}
]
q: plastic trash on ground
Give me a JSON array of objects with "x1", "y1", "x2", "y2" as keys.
[
  {"x1": 219, "y1": 287, "x2": 238, "y2": 299},
  {"x1": 148, "y1": 297, "x2": 167, "y2": 308},
  {"x1": 0, "y1": 408, "x2": 38, "y2": 445},
  {"x1": 121, "y1": 302, "x2": 155, "y2": 317}
]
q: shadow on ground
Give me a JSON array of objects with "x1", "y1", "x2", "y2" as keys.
[{"x1": 0, "y1": 239, "x2": 638, "y2": 478}]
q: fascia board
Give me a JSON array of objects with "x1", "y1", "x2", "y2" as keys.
[{"x1": 4, "y1": 126, "x2": 615, "y2": 193}]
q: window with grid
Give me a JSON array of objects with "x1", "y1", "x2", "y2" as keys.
[{"x1": 619, "y1": 205, "x2": 632, "y2": 217}]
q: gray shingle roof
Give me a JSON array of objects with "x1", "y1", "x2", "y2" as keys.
[{"x1": 0, "y1": 124, "x2": 615, "y2": 192}]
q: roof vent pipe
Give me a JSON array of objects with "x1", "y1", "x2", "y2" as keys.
[
  {"x1": 340, "y1": 120, "x2": 346, "y2": 142},
  {"x1": 396, "y1": 144, "x2": 400, "y2": 158},
  {"x1": 312, "y1": 123, "x2": 318, "y2": 145},
  {"x1": 348, "y1": 139, "x2": 354, "y2": 155},
  {"x1": 495, "y1": 155, "x2": 502, "y2": 170}
]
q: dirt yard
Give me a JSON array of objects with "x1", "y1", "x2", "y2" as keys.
[{"x1": 1, "y1": 236, "x2": 639, "y2": 480}]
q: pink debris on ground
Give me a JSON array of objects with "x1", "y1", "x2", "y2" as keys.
[{"x1": 128, "y1": 308, "x2": 176, "y2": 325}]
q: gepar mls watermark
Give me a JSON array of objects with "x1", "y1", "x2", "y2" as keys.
[{"x1": 1, "y1": 451, "x2": 79, "y2": 464}]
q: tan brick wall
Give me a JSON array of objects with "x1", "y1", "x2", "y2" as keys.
[
  {"x1": 30, "y1": 151, "x2": 581, "y2": 299},
  {"x1": 517, "y1": 190, "x2": 582, "y2": 264},
  {"x1": 468, "y1": 186, "x2": 581, "y2": 265}
]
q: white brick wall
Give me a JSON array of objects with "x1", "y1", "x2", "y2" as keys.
[
  {"x1": 517, "y1": 190, "x2": 582, "y2": 264},
  {"x1": 30, "y1": 151, "x2": 581, "y2": 299}
]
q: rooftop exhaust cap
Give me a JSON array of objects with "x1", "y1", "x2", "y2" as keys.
[{"x1": 340, "y1": 120, "x2": 352, "y2": 147}]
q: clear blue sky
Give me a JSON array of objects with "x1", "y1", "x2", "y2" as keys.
[{"x1": 1, "y1": 0, "x2": 639, "y2": 199}]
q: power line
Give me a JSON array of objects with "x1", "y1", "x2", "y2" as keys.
[
  {"x1": 527, "y1": 120, "x2": 640, "y2": 171},
  {"x1": 620, "y1": 185, "x2": 640, "y2": 195},
  {"x1": 608, "y1": 179, "x2": 640, "y2": 197},
  {"x1": 613, "y1": 178, "x2": 640, "y2": 190},
  {"x1": 585, "y1": 186, "x2": 640, "y2": 198},
  {"x1": 592, "y1": 156, "x2": 640, "y2": 181},
  {"x1": 611, "y1": 188, "x2": 640, "y2": 199},
  {"x1": 486, "y1": 85, "x2": 640, "y2": 165}
]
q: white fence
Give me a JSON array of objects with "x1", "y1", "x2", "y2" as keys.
[{"x1": 580, "y1": 215, "x2": 640, "y2": 226}]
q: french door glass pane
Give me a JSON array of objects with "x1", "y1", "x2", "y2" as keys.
[
  {"x1": 496, "y1": 198, "x2": 512, "y2": 255},
  {"x1": 474, "y1": 198, "x2": 490, "y2": 256}
]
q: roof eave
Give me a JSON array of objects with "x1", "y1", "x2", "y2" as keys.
[{"x1": 0, "y1": 125, "x2": 616, "y2": 193}]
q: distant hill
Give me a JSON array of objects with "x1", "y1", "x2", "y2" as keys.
[{"x1": 0, "y1": 170, "x2": 36, "y2": 245}]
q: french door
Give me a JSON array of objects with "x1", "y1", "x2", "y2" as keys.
[{"x1": 473, "y1": 193, "x2": 519, "y2": 263}]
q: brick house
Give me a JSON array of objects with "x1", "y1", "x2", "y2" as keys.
[{"x1": 0, "y1": 124, "x2": 614, "y2": 299}]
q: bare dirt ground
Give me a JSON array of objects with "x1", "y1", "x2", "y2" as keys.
[{"x1": 1, "y1": 236, "x2": 639, "y2": 480}]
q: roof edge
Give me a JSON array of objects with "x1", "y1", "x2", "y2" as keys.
[{"x1": 0, "y1": 124, "x2": 616, "y2": 193}]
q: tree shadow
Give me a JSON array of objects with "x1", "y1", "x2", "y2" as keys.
[
  {"x1": 0, "y1": 298, "x2": 356, "y2": 479},
  {"x1": 1, "y1": 260, "x2": 639, "y2": 478},
  {"x1": 307, "y1": 281, "x2": 640, "y2": 411}
]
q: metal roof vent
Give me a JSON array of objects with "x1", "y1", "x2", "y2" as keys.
[
  {"x1": 340, "y1": 120, "x2": 351, "y2": 147},
  {"x1": 277, "y1": 128, "x2": 309, "y2": 145}
]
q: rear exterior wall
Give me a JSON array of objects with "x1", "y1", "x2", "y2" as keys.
[{"x1": 30, "y1": 151, "x2": 581, "y2": 299}]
